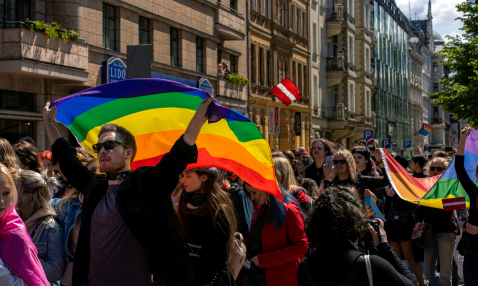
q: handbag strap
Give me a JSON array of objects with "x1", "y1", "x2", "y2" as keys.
[
  {"x1": 31, "y1": 216, "x2": 54, "y2": 246},
  {"x1": 365, "y1": 255, "x2": 373, "y2": 286},
  {"x1": 304, "y1": 258, "x2": 317, "y2": 286},
  {"x1": 341, "y1": 254, "x2": 364, "y2": 286}
]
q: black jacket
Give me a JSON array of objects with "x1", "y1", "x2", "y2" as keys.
[
  {"x1": 52, "y1": 136, "x2": 196, "y2": 286},
  {"x1": 304, "y1": 163, "x2": 323, "y2": 184},
  {"x1": 297, "y1": 240, "x2": 418, "y2": 286}
]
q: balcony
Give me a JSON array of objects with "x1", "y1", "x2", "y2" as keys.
[
  {"x1": 432, "y1": 118, "x2": 443, "y2": 124},
  {"x1": 326, "y1": 57, "x2": 347, "y2": 86},
  {"x1": 346, "y1": 13, "x2": 355, "y2": 26},
  {"x1": 326, "y1": 6, "x2": 345, "y2": 37},
  {"x1": 0, "y1": 25, "x2": 88, "y2": 82},
  {"x1": 217, "y1": 77, "x2": 247, "y2": 101},
  {"x1": 216, "y1": 2, "x2": 246, "y2": 41}
]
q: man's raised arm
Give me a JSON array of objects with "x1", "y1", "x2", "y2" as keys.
[{"x1": 43, "y1": 102, "x2": 95, "y2": 194}]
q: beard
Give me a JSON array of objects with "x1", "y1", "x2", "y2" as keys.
[{"x1": 99, "y1": 155, "x2": 127, "y2": 174}]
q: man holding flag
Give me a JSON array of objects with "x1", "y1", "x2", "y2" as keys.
[{"x1": 42, "y1": 96, "x2": 213, "y2": 286}]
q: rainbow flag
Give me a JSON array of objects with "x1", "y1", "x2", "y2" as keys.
[
  {"x1": 50, "y1": 79, "x2": 281, "y2": 200},
  {"x1": 380, "y1": 131, "x2": 476, "y2": 209},
  {"x1": 419, "y1": 123, "x2": 433, "y2": 136}
]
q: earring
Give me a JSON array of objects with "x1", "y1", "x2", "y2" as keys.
[{"x1": 265, "y1": 194, "x2": 270, "y2": 205}]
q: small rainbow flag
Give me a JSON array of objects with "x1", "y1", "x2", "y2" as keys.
[
  {"x1": 50, "y1": 79, "x2": 281, "y2": 200},
  {"x1": 419, "y1": 123, "x2": 433, "y2": 136}
]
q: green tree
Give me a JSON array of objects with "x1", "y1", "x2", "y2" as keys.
[{"x1": 434, "y1": 0, "x2": 478, "y2": 127}]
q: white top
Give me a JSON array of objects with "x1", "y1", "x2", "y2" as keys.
[{"x1": 0, "y1": 259, "x2": 25, "y2": 286}]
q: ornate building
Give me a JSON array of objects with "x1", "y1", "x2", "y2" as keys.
[{"x1": 249, "y1": 0, "x2": 312, "y2": 151}]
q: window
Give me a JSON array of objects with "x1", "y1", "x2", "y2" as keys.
[
  {"x1": 0, "y1": 0, "x2": 30, "y2": 28},
  {"x1": 170, "y1": 27, "x2": 179, "y2": 67},
  {"x1": 196, "y1": 37, "x2": 203, "y2": 73},
  {"x1": 298, "y1": 63, "x2": 302, "y2": 91},
  {"x1": 266, "y1": 0, "x2": 271, "y2": 18},
  {"x1": 312, "y1": 23, "x2": 317, "y2": 54},
  {"x1": 230, "y1": 0, "x2": 235, "y2": 10},
  {"x1": 139, "y1": 16, "x2": 149, "y2": 45},
  {"x1": 230, "y1": 55, "x2": 236, "y2": 73},
  {"x1": 267, "y1": 50, "x2": 271, "y2": 86},
  {"x1": 349, "y1": 0, "x2": 353, "y2": 16},
  {"x1": 297, "y1": 10, "x2": 300, "y2": 35},
  {"x1": 103, "y1": 3, "x2": 116, "y2": 50},
  {"x1": 259, "y1": 48, "x2": 264, "y2": 85},
  {"x1": 303, "y1": 13, "x2": 307, "y2": 38},
  {"x1": 349, "y1": 84, "x2": 355, "y2": 111},
  {"x1": 433, "y1": 83, "x2": 438, "y2": 93},
  {"x1": 284, "y1": 1, "x2": 288, "y2": 29},
  {"x1": 0, "y1": 119, "x2": 34, "y2": 144},
  {"x1": 365, "y1": 48, "x2": 369, "y2": 73},
  {"x1": 259, "y1": 0, "x2": 264, "y2": 15},
  {"x1": 349, "y1": 36, "x2": 353, "y2": 64},
  {"x1": 366, "y1": 91, "x2": 370, "y2": 115},
  {"x1": 292, "y1": 62, "x2": 296, "y2": 85},
  {"x1": 433, "y1": 63, "x2": 438, "y2": 73},
  {"x1": 252, "y1": 0, "x2": 256, "y2": 11},
  {"x1": 291, "y1": 6, "x2": 295, "y2": 31},
  {"x1": 251, "y1": 45, "x2": 256, "y2": 84},
  {"x1": 313, "y1": 75, "x2": 318, "y2": 107},
  {"x1": 0, "y1": 90, "x2": 34, "y2": 111},
  {"x1": 333, "y1": 85, "x2": 339, "y2": 107}
]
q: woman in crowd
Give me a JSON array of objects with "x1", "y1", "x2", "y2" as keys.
[
  {"x1": 455, "y1": 127, "x2": 478, "y2": 285},
  {"x1": 177, "y1": 167, "x2": 237, "y2": 285},
  {"x1": 40, "y1": 151, "x2": 54, "y2": 178},
  {"x1": 0, "y1": 138, "x2": 20, "y2": 181},
  {"x1": 85, "y1": 158, "x2": 100, "y2": 174},
  {"x1": 295, "y1": 155, "x2": 320, "y2": 199},
  {"x1": 13, "y1": 141, "x2": 42, "y2": 173},
  {"x1": 0, "y1": 163, "x2": 50, "y2": 286},
  {"x1": 296, "y1": 155, "x2": 313, "y2": 179},
  {"x1": 274, "y1": 157, "x2": 313, "y2": 213},
  {"x1": 16, "y1": 170, "x2": 66, "y2": 285},
  {"x1": 243, "y1": 181, "x2": 308, "y2": 286},
  {"x1": 376, "y1": 151, "x2": 425, "y2": 286},
  {"x1": 323, "y1": 149, "x2": 389, "y2": 205},
  {"x1": 305, "y1": 139, "x2": 335, "y2": 184},
  {"x1": 296, "y1": 185, "x2": 418, "y2": 286},
  {"x1": 415, "y1": 157, "x2": 457, "y2": 286}
]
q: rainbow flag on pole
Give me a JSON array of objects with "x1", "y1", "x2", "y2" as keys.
[
  {"x1": 419, "y1": 123, "x2": 433, "y2": 136},
  {"x1": 380, "y1": 130, "x2": 478, "y2": 208},
  {"x1": 50, "y1": 79, "x2": 281, "y2": 200}
]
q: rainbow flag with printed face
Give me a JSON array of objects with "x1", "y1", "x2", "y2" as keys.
[
  {"x1": 380, "y1": 130, "x2": 477, "y2": 208},
  {"x1": 50, "y1": 79, "x2": 281, "y2": 200},
  {"x1": 419, "y1": 123, "x2": 433, "y2": 136}
]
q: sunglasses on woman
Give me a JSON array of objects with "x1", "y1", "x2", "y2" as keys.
[
  {"x1": 333, "y1": 159, "x2": 347, "y2": 165},
  {"x1": 92, "y1": 140, "x2": 129, "y2": 153},
  {"x1": 429, "y1": 167, "x2": 443, "y2": 172}
]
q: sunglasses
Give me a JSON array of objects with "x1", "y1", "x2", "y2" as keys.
[
  {"x1": 333, "y1": 159, "x2": 347, "y2": 165},
  {"x1": 429, "y1": 167, "x2": 443, "y2": 172},
  {"x1": 92, "y1": 140, "x2": 129, "y2": 153}
]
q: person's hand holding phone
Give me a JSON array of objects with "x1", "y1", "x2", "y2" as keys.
[{"x1": 323, "y1": 156, "x2": 335, "y2": 181}]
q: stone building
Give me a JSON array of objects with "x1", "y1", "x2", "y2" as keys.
[
  {"x1": 249, "y1": 0, "x2": 312, "y2": 151},
  {"x1": 317, "y1": 0, "x2": 375, "y2": 148},
  {"x1": 372, "y1": 0, "x2": 411, "y2": 149},
  {"x1": 0, "y1": 0, "x2": 248, "y2": 150}
]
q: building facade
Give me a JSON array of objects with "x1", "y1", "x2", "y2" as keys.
[
  {"x1": 248, "y1": 0, "x2": 312, "y2": 151},
  {"x1": 372, "y1": 0, "x2": 411, "y2": 149},
  {"x1": 0, "y1": 0, "x2": 248, "y2": 150}
]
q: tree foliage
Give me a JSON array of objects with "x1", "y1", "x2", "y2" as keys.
[{"x1": 433, "y1": 0, "x2": 478, "y2": 127}]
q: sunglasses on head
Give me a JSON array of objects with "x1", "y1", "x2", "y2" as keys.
[
  {"x1": 429, "y1": 167, "x2": 443, "y2": 172},
  {"x1": 92, "y1": 140, "x2": 129, "y2": 153},
  {"x1": 333, "y1": 159, "x2": 347, "y2": 165}
]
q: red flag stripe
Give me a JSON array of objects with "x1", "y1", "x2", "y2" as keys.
[
  {"x1": 270, "y1": 78, "x2": 301, "y2": 106},
  {"x1": 270, "y1": 86, "x2": 292, "y2": 106},
  {"x1": 442, "y1": 197, "x2": 466, "y2": 211},
  {"x1": 280, "y1": 78, "x2": 301, "y2": 100}
]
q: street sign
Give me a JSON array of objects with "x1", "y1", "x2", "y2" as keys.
[
  {"x1": 294, "y1": 112, "x2": 302, "y2": 136},
  {"x1": 268, "y1": 107, "x2": 280, "y2": 135},
  {"x1": 403, "y1": 141, "x2": 412, "y2": 148},
  {"x1": 198, "y1": 78, "x2": 213, "y2": 95},
  {"x1": 363, "y1": 130, "x2": 373, "y2": 140},
  {"x1": 102, "y1": 56, "x2": 127, "y2": 84},
  {"x1": 382, "y1": 139, "x2": 391, "y2": 148}
]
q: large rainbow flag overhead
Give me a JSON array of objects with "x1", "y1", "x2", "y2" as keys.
[
  {"x1": 50, "y1": 79, "x2": 281, "y2": 200},
  {"x1": 380, "y1": 131, "x2": 478, "y2": 208}
]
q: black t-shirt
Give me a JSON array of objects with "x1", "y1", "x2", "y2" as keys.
[{"x1": 305, "y1": 163, "x2": 323, "y2": 184}]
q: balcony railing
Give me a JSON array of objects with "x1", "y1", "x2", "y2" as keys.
[
  {"x1": 432, "y1": 118, "x2": 443, "y2": 124},
  {"x1": 326, "y1": 57, "x2": 347, "y2": 71},
  {"x1": 365, "y1": 30, "x2": 371, "y2": 37},
  {"x1": 346, "y1": 13, "x2": 355, "y2": 25}
]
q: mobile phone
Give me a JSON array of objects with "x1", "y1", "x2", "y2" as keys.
[
  {"x1": 445, "y1": 146, "x2": 453, "y2": 152},
  {"x1": 325, "y1": 155, "x2": 333, "y2": 167}
]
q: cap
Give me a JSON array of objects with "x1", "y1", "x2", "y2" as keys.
[
  {"x1": 298, "y1": 147, "x2": 306, "y2": 152},
  {"x1": 184, "y1": 167, "x2": 219, "y2": 180}
]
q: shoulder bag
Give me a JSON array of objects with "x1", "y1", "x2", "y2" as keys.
[
  {"x1": 31, "y1": 216, "x2": 54, "y2": 245},
  {"x1": 385, "y1": 207, "x2": 409, "y2": 228}
]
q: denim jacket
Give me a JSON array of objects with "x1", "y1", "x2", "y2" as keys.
[
  {"x1": 51, "y1": 198, "x2": 82, "y2": 260},
  {"x1": 30, "y1": 216, "x2": 67, "y2": 285}
]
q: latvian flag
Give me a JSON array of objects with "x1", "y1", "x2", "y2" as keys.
[
  {"x1": 270, "y1": 78, "x2": 301, "y2": 106},
  {"x1": 366, "y1": 135, "x2": 374, "y2": 147},
  {"x1": 442, "y1": 197, "x2": 466, "y2": 211}
]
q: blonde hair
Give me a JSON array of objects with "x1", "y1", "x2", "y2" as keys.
[
  {"x1": 0, "y1": 163, "x2": 17, "y2": 208},
  {"x1": 0, "y1": 138, "x2": 20, "y2": 181},
  {"x1": 16, "y1": 170, "x2": 58, "y2": 219},
  {"x1": 273, "y1": 156, "x2": 300, "y2": 190},
  {"x1": 333, "y1": 149, "x2": 358, "y2": 184},
  {"x1": 425, "y1": 157, "x2": 449, "y2": 177}
]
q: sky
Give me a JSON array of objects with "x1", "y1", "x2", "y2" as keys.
[{"x1": 395, "y1": 0, "x2": 464, "y2": 42}]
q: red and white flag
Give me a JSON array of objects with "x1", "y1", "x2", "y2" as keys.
[
  {"x1": 366, "y1": 135, "x2": 374, "y2": 147},
  {"x1": 442, "y1": 197, "x2": 466, "y2": 211},
  {"x1": 270, "y1": 78, "x2": 301, "y2": 106}
]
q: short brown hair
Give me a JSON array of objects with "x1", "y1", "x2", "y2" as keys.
[
  {"x1": 309, "y1": 139, "x2": 335, "y2": 161},
  {"x1": 98, "y1": 124, "x2": 137, "y2": 162},
  {"x1": 12, "y1": 141, "x2": 42, "y2": 173}
]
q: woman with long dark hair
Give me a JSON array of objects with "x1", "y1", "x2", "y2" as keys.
[
  {"x1": 177, "y1": 167, "x2": 237, "y2": 286},
  {"x1": 12, "y1": 141, "x2": 42, "y2": 173},
  {"x1": 305, "y1": 139, "x2": 335, "y2": 184},
  {"x1": 243, "y1": 182, "x2": 308, "y2": 286}
]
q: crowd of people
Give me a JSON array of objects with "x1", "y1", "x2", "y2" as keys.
[{"x1": 0, "y1": 97, "x2": 476, "y2": 286}]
